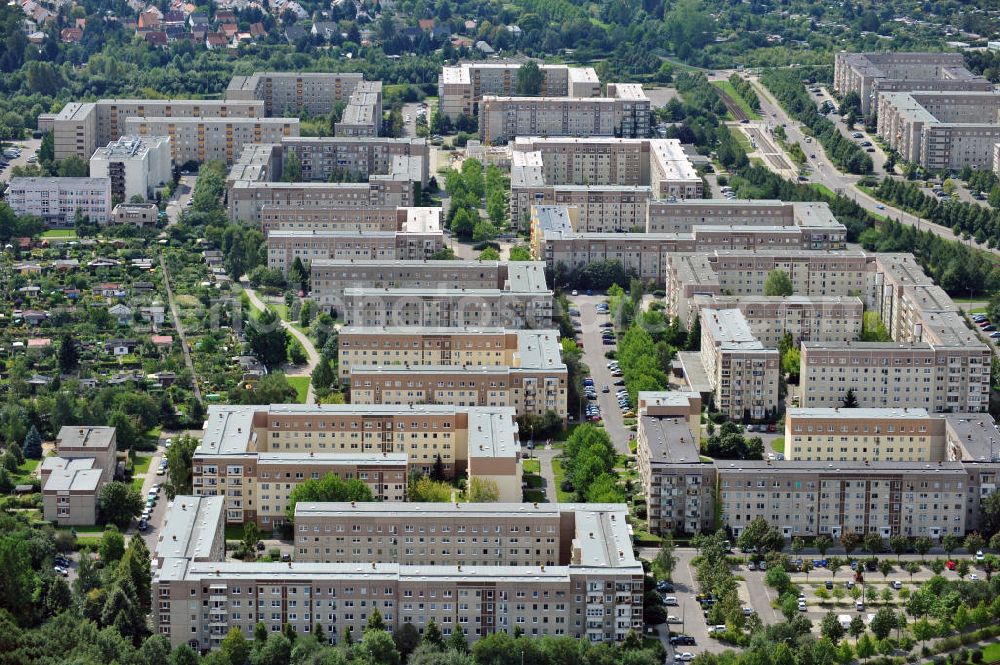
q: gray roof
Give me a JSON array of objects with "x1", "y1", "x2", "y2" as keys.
[
  {"x1": 640, "y1": 416, "x2": 702, "y2": 464},
  {"x1": 155, "y1": 495, "x2": 224, "y2": 561},
  {"x1": 57, "y1": 426, "x2": 116, "y2": 451}
]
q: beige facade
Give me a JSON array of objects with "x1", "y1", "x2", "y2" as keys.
[
  {"x1": 192, "y1": 405, "x2": 520, "y2": 525},
  {"x1": 481, "y1": 85, "x2": 650, "y2": 145},
  {"x1": 154, "y1": 501, "x2": 643, "y2": 651},
  {"x1": 718, "y1": 461, "x2": 968, "y2": 539},
  {"x1": 7, "y1": 176, "x2": 111, "y2": 226},
  {"x1": 665, "y1": 250, "x2": 875, "y2": 325},
  {"x1": 689, "y1": 295, "x2": 864, "y2": 345},
  {"x1": 876, "y1": 90, "x2": 1000, "y2": 170},
  {"x1": 266, "y1": 229, "x2": 444, "y2": 273},
  {"x1": 438, "y1": 63, "x2": 600, "y2": 119},
  {"x1": 260, "y1": 205, "x2": 408, "y2": 235},
  {"x1": 530, "y1": 204, "x2": 848, "y2": 285},
  {"x1": 45, "y1": 99, "x2": 264, "y2": 161},
  {"x1": 833, "y1": 52, "x2": 990, "y2": 116},
  {"x1": 225, "y1": 72, "x2": 364, "y2": 116},
  {"x1": 784, "y1": 407, "x2": 944, "y2": 462},
  {"x1": 346, "y1": 330, "x2": 567, "y2": 421},
  {"x1": 635, "y1": 392, "x2": 715, "y2": 535},
  {"x1": 125, "y1": 116, "x2": 299, "y2": 166},
  {"x1": 112, "y1": 202, "x2": 160, "y2": 226},
  {"x1": 42, "y1": 426, "x2": 118, "y2": 525},
  {"x1": 699, "y1": 309, "x2": 780, "y2": 421}
]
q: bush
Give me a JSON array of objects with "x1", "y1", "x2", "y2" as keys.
[{"x1": 971, "y1": 649, "x2": 983, "y2": 664}]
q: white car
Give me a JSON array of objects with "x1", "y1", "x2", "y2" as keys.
[
  {"x1": 891, "y1": 581, "x2": 902, "y2": 590},
  {"x1": 571, "y1": 290, "x2": 578, "y2": 296},
  {"x1": 970, "y1": 574, "x2": 979, "y2": 581},
  {"x1": 674, "y1": 653, "x2": 694, "y2": 662},
  {"x1": 663, "y1": 596, "x2": 678, "y2": 606},
  {"x1": 975, "y1": 550, "x2": 985, "y2": 562},
  {"x1": 666, "y1": 615, "x2": 681, "y2": 623}
]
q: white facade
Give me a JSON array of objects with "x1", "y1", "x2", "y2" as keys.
[
  {"x1": 7, "y1": 177, "x2": 111, "y2": 226},
  {"x1": 89, "y1": 135, "x2": 172, "y2": 201}
]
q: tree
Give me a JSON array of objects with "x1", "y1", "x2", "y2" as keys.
[
  {"x1": 929, "y1": 558, "x2": 946, "y2": 576},
  {"x1": 393, "y1": 623, "x2": 421, "y2": 659},
  {"x1": 516, "y1": 61, "x2": 544, "y2": 96},
  {"x1": 21, "y1": 425, "x2": 42, "y2": 459},
  {"x1": 58, "y1": 333, "x2": 79, "y2": 373},
  {"x1": 956, "y1": 559, "x2": 970, "y2": 579},
  {"x1": 221, "y1": 627, "x2": 251, "y2": 665},
  {"x1": 508, "y1": 245, "x2": 532, "y2": 261},
  {"x1": 738, "y1": 516, "x2": 785, "y2": 554},
  {"x1": 841, "y1": 531, "x2": 861, "y2": 557},
  {"x1": 869, "y1": 607, "x2": 896, "y2": 640},
  {"x1": 478, "y1": 247, "x2": 500, "y2": 261},
  {"x1": 942, "y1": 534, "x2": 961, "y2": 556},
  {"x1": 842, "y1": 389, "x2": 858, "y2": 409},
  {"x1": 359, "y1": 628, "x2": 400, "y2": 665},
  {"x1": 653, "y1": 534, "x2": 677, "y2": 581},
  {"x1": 911, "y1": 617, "x2": 935, "y2": 648},
  {"x1": 816, "y1": 535, "x2": 833, "y2": 557},
  {"x1": 855, "y1": 633, "x2": 875, "y2": 663},
  {"x1": 981, "y1": 491, "x2": 1000, "y2": 539},
  {"x1": 422, "y1": 619, "x2": 444, "y2": 649},
  {"x1": 366, "y1": 607, "x2": 387, "y2": 633},
  {"x1": 848, "y1": 615, "x2": 865, "y2": 639},
  {"x1": 246, "y1": 308, "x2": 289, "y2": 370},
  {"x1": 285, "y1": 473, "x2": 374, "y2": 523},
  {"x1": 467, "y1": 477, "x2": 500, "y2": 502},
  {"x1": 165, "y1": 435, "x2": 199, "y2": 498},
  {"x1": 99, "y1": 481, "x2": 144, "y2": 530},
  {"x1": 242, "y1": 522, "x2": 261, "y2": 560},
  {"x1": 904, "y1": 561, "x2": 921, "y2": 580},
  {"x1": 889, "y1": 535, "x2": 909, "y2": 560},
  {"x1": 764, "y1": 269, "x2": 794, "y2": 296},
  {"x1": 99, "y1": 524, "x2": 127, "y2": 564},
  {"x1": 281, "y1": 150, "x2": 302, "y2": 182},
  {"x1": 821, "y1": 611, "x2": 846, "y2": 643},
  {"x1": 878, "y1": 560, "x2": 892, "y2": 580},
  {"x1": 765, "y1": 567, "x2": 792, "y2": 595},
  {"x1": 57, "y1": 155, "x2": 88, "y2": 177},
  {"x1": 913, "y1": 536, "x2": 933, "y2": 560},
  {"x1": 964, "y1": 532, "x2": 985, "y2": 556}
]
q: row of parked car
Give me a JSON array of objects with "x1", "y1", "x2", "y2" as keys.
[{"x1": 972, "y1": 313, "x2": 1000, "y2": 340}]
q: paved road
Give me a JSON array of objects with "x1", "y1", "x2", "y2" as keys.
[
  {"x1": 165, "y1": 175, "x2": 196, "y2": 225},
  {"x1": 530, "y1": 446, "x2": 558, "y2": 502},
  {"x1": 401, "y1": 102, "x2": 424, "y2": 138},
  {"x1": 565, "y1": 293, "x2": 633, "y2": 455},
  {"x1": 160, "y1": 253, "x2": 202, "y2": 402},
  {"x1": 244, "y1": 286, "x2": 320, "y2": 404},
  {"x1": 748, "y1": 76, "x2": 1000, "y2": 260}
]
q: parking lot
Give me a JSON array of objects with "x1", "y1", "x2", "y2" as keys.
[{"x1": 0, "y1": 138, "x2": 42, "y2": 183}]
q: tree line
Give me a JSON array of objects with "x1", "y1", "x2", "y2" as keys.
[
  {"x1": 760, "y1": 70, "x2": 872, "y2": 175},
  {"x1": 874, "y1": 176, "x2": 1000, "y2": 249}
]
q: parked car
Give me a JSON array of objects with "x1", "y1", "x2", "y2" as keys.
[{"x1": 663, "y1": 596, "x2": 678, "y2": 606}]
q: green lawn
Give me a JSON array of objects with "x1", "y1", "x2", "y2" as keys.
[
  {"x1": 712, "y1": 80, "x2": 762, "y2": 120},
  {"x1": 729, "y1": 126, "x2": 753, "y2": 153},
  {"x1": 270, "y1": 303, "x2": 289, "y2": 320},
  {"x1": 131, "y1": 454, "x2": 153, "y2": 474},
  {"x1": 810, "y1": 183, "x2": 837, "y2": 199},
  {"x1": 285, "y1": 376, "x2": 310, "y2": 403},
  {"x1": 225, "y1": 525, "x2": 246, "y2": 541},
  {"x1": 550, "y1": 458, "x2": 575, "y2": 502},
  {"x1": 40, "y1": 229, "x2": 77, "y2": 238},
  {"x1": 523, "y1": 474, "x2": 543, "y2": 489},
  {"x1": 131, "y1": 477, "x2": 145, "y2": 492},
  {"x1": 523, "y1": 489, "x2": 545, "y2": 503},
  {"x1": 982, "y1": 643, "x2": 1000, "y2": 663},
  {"x1": 771, "y1": 437, "x2": 785, "y2": 454},
  {"x1": 522, "y1": 459, "x2": 540, "y2": 474}
]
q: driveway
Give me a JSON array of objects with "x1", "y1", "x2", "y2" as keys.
[
  {"x1": 565, "y1": 292, "x2": 633, "y2": 455},
  {"x1": 165, "y1": 174, "x2": 197, "y2": 225}
]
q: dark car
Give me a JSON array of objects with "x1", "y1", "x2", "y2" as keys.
[
  {"x1": 256, "y1": 541, "x2": 266, "y2": 551},
  {"x1": 657, "y1": 581, "x2": 675, "y2": 592},
  {"x1": 670, "y1": 636, "x2": 696, "y2": 646},
  {"x1": 138, "y1": 519, "x2": 149, "y2": 532}
]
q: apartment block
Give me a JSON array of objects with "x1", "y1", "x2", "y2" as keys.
[
  {"x1": 665, "y1": 250, "x2": 875, "y2": 325},
  {"x1": 41, "y1": 426, "x2": 118, "y2": 525},
  {"x1": 530, "y1": 204, "x2": 847, "y2": 285},
  {"x1": 876, "y1": 90, "x2": 1000, "y2": 170},
  {"x1": 89, "y1": 135, "x2": 172, "y2": 201},
  {"x1": 227, "y1": 139, "x2": 427, "y2": 223},
  {"x1": 784, "y1": 407, "x2": 944, "y2": 462},
  {"x1": 225, "y1": 72, "x2": 364, "y2": 116},
  {"x1": 688, "y1": 295, "x2": 864, "y2": 345},
  {"x1": 266, "y1": 228, "x2": 445, "y2": 273},
  {"x1": 480, "y1": 84, "x2": 650, "y2": 145},
  {"x1": 799, "y1": 253, "x2": 991, "y2": 413},
  {"x1": 7, "y1": 176, "x2": 111, "y2": 226},
  {"x1": 336, "y1": 81, "x2": 383, "y2": 137},
  {"x1": 314, "y1": 260, "x2": 553, "y2": 328},
  {"x1": 718, "y1": 460, "x2": 968, "y2": 539},
  {"x1": 647, "y1": 200, "x2": 845, "y2": 237},
  {"x1": 635, "y1": 392, "x2": 715, "y2": 535},
  {"x1": 693, "y1": 309, "x2": 780, "y2": 420},
  {"x1": 191, "y1": 404, "x2": 521, "y2": 525},
  {"x1": 347, "y1": 330, "x2": 568, "y2": 421},
  {"x1": 153, "y1": 500, "x2": 643, "y2": 651},
  {"x1": 43, "y1": 99, "x2": 264, "y2": 160},
  {"x1": 438, "y1": 62, "x2": 600, "y2": 119},
  {"x1": 154, "y1": 495, "x2": 226, "y2": 566},
  {"x1": 833, "y1": 52, "x2": 990, "y2": 115},
  {"x1": 125, "y1": 116, "x2": 299, "y2": 166},
  {"x1": 941, "y1": 414, "x2": 1000, "y2": 533},
  {"x1": 509, "y1": 137, "x2": 702, "y2": 229},
  {"x1": 260, "y1": 205, "x2": 433, "y2": 235}
]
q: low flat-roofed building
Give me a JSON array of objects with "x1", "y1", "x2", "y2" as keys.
[
  {"x1": 42, "y1": 426, "x2": 118, "y2": 525},
  {"x1": 112, "y1": 202, "x2": 160, "y2": 226}
]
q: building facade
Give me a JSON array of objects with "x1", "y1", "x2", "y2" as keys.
[
  {"x1": 698, "y1": 309, "x2": 780, "y2": 421},
  {"x1": 438, "y1": 63, "x2": 600, "y2": 119},
  {"x1": 89, "y1": 135, "x2": 172, "y2": 201},
  {"x1": 7, "y1": 176, "x2": 111, "y2": 226}
]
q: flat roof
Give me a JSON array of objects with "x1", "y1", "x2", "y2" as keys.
[
  {"x1": 506, "y1": 262, "x2": 549, "y2": 292},
  {"x1": 677, "y1": 351, "x2": 714, "y2": 394},
  {"x1": 943, "y1": 413, "x2": 1000, "y2": 462},
  {"x1": 641, "y1": 416, "x2": 702, "y2": 464},
  {"x1": 533, "y1": 205, "x2": 574, "y2": 234},
  {"x1": 787, "y1": 407, "x2": 931, "y2": 420},
  {"x1": 155, "y1": 495, "x2": 224, "y2": 561},
  {"x1": 702, "y1": 308, "x2": 763, "y2": 350},
  {"x1": 43, "y1": 467, "x2": 102, "y2": 492},
  {"x1": 57, "y1": 426, "x2": 116, "y2": 450},
  {"x1": 717, "y1": 460, "x2": 967, "y2": 476},
  {"x1": 340, "y1": 326, "x2": 511, "y2": 336},
  {"x1": 467, "y1": 408, "x2": 519, "y2": 458},
  {"x1": 573, "y1": 505, "x2": 636, "y2": 568},
  {"x1": 514, "y1": 330, "x2": 564, "y2": 369},
  {"x1": 295, "y1": 501, "x2": 572, "y2": 519},
  {"x1": 256, "y1": 452, "x2": 408, "y2": 466}
]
